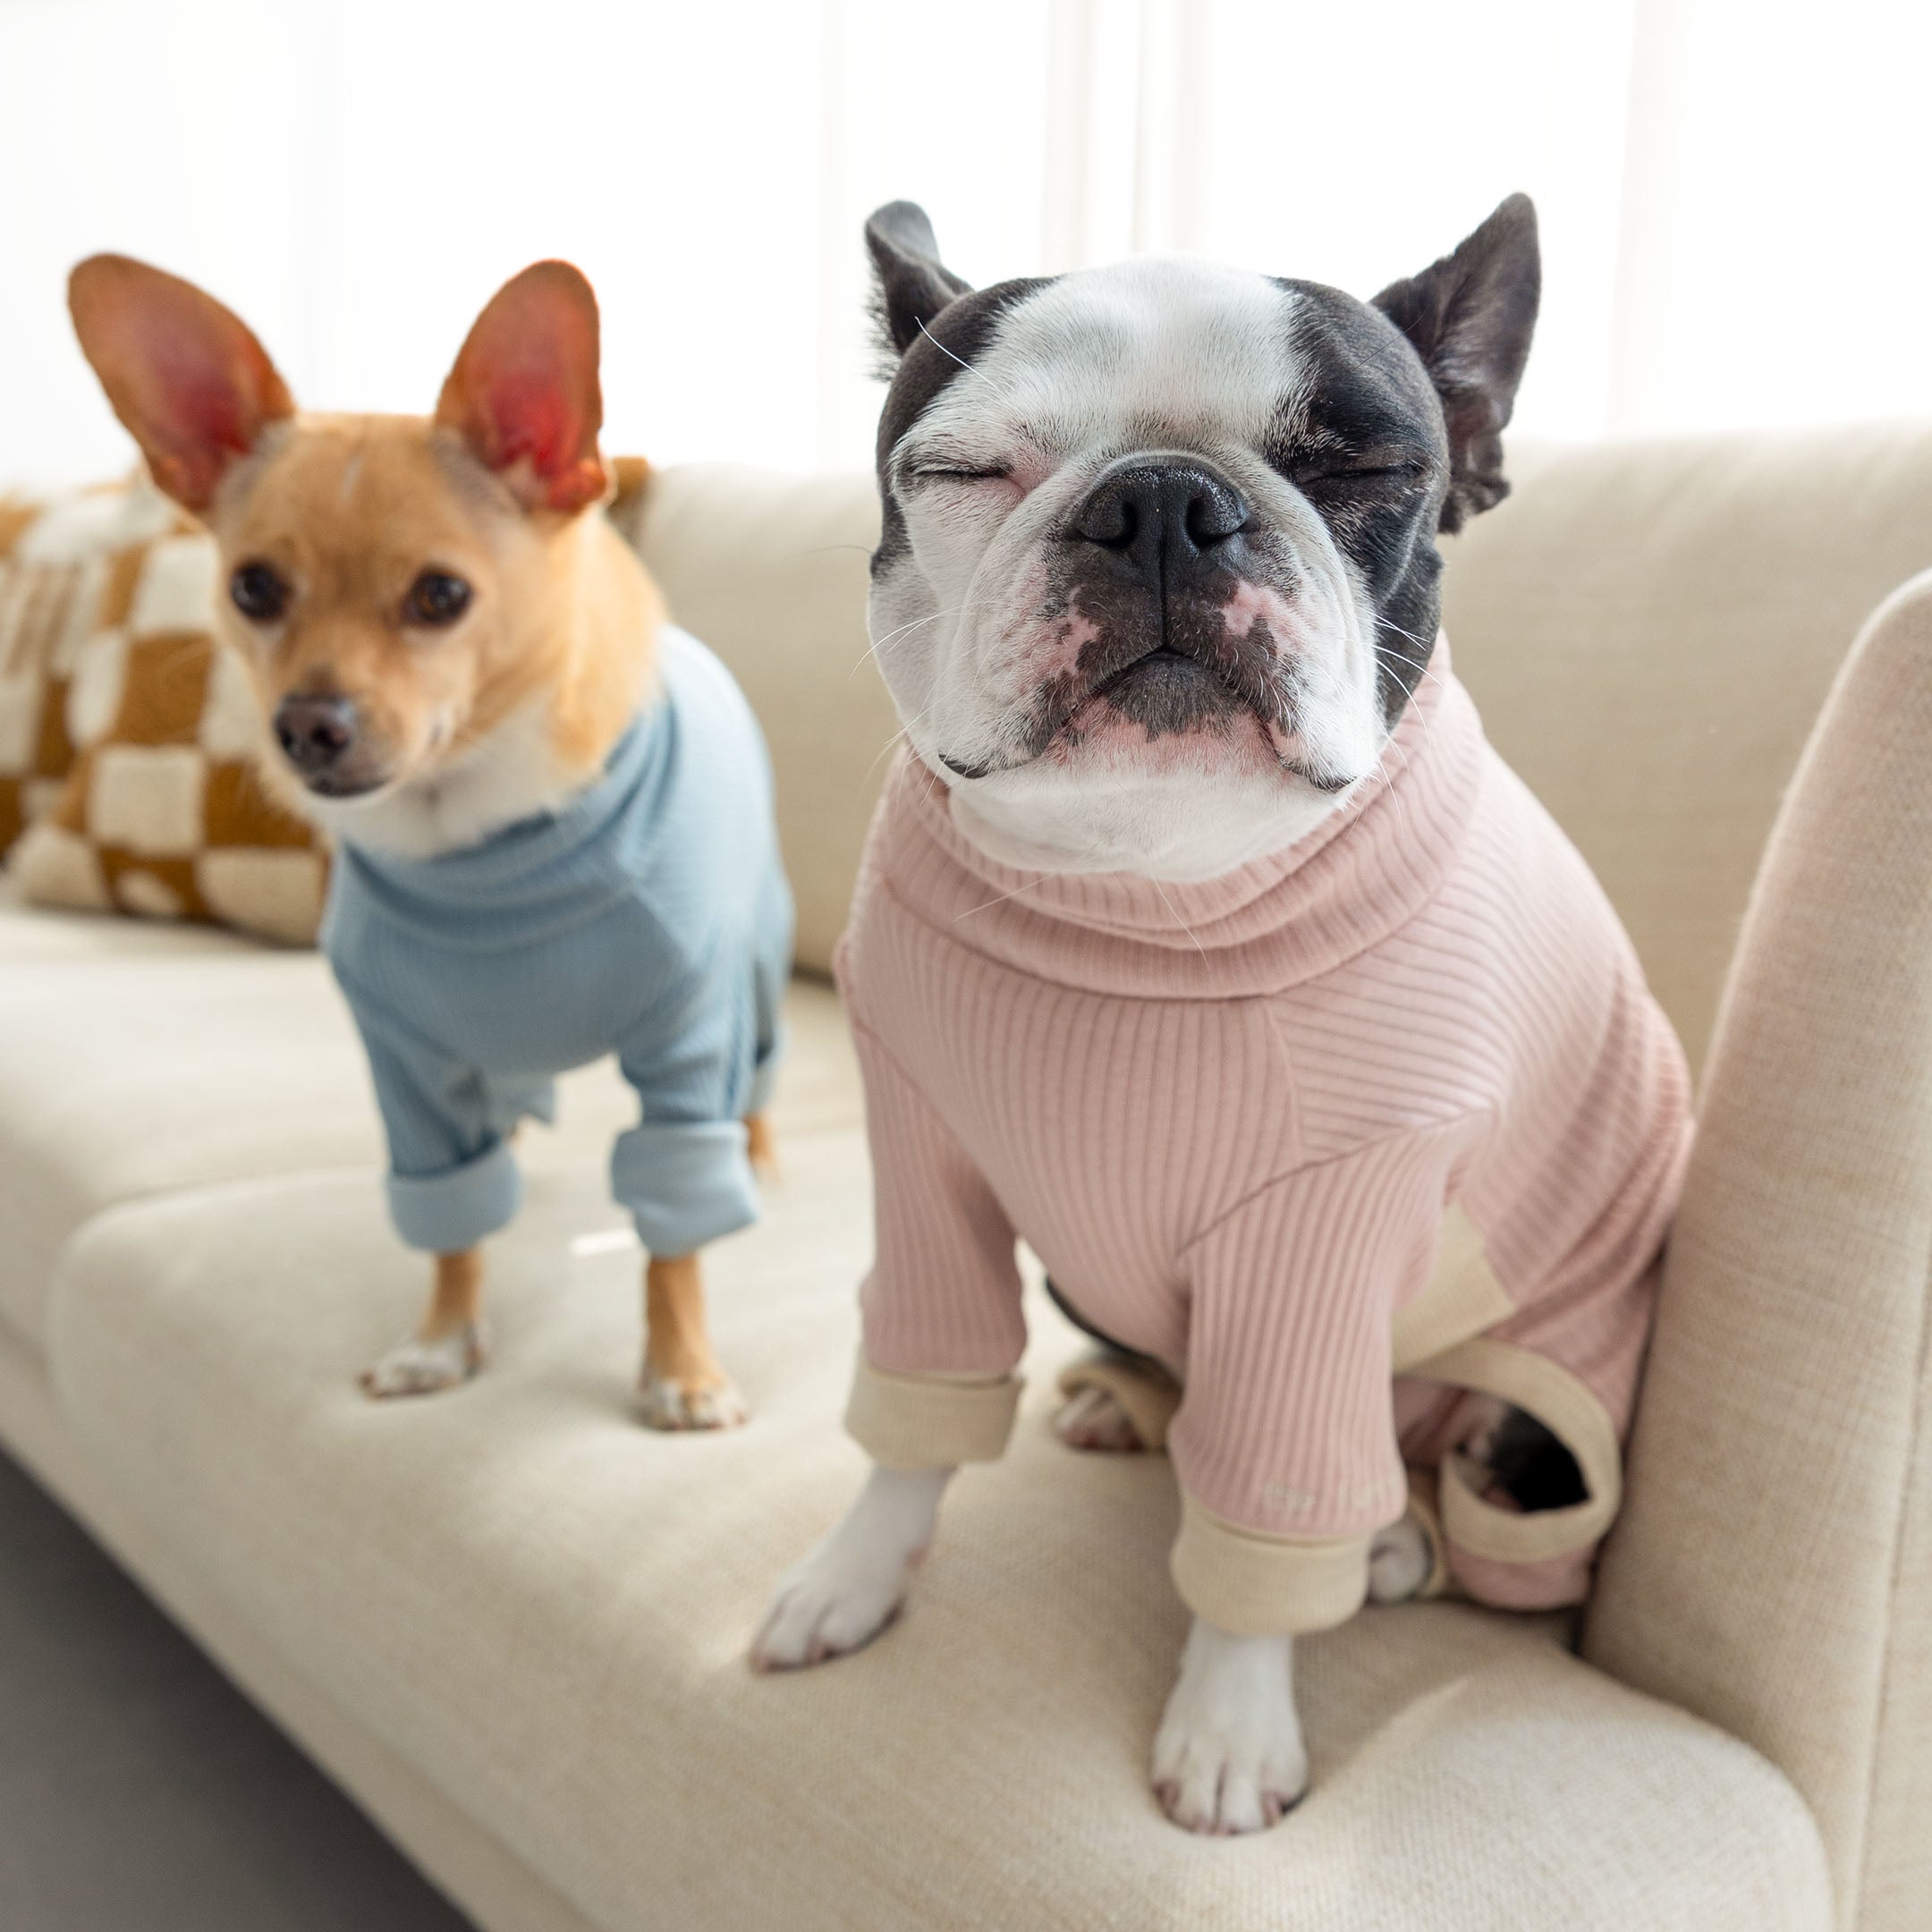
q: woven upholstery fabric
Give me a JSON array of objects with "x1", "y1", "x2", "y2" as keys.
[
  {"x1": 1584, "y1": 571, "x2": 1932, "y2": 1932},
  {"x1": 47, "y1": 1139, "x2": 1828, "y2": 1932},
  {"x1": 0, "y1": 1316, "x2": 605, "y2": 1932},
  {"x1": 1441, "y1": 423, "x2": 1932, "y2": 1076}
]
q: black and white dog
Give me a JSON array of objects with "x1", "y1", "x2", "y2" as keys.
[
  {"x1": 852, "y1": 195, "x2": 1534, "y2": 878},
  {"x1": 755, "y1": 199, "x2": 1614, "y2": 1830}
]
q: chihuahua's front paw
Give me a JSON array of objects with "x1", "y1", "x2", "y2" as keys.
[
  {"x1": 360, "y1": 1321, "x2": 487, "y2": 1399},
  {"x1": 1053, "y1": 1384, "x2": 1147, "y2": 1453},
  {"x1": 1152, "y1": 1621, "x2": 1309, "y2": 1835},
  {"x1": 1367, "y1": 1513, "x2": 1435, "y2": 1605},
  {"x1": 639, "y1": 1368, "x2": 747, "y2": 1431}
]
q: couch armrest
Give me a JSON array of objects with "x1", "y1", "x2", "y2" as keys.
[{"x1": 1582, "y1": 572, "x2": 1932, "y2": 1932}]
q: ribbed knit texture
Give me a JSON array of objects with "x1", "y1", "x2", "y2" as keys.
[
  {"x1": 324, "y1": 627, "x2": 792, "y2": 1258},
  {"x1": 838, "y1": 643, "x2": 1690, "y2": 1608}
]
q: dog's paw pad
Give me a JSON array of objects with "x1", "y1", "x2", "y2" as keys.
[
  {"x1": 360, "y1": 1322, "x2": 486, "y2": 1399},
  {"x1": 639, "y1": 1370, "x2": 747, "y2": 1432},
  {"x1": 1368, "y1": 1515, "x2": 1435, "y2": 1605},
  {"x1": 1053, "y1": 1385, "x2": 1147, "y2": 1453}
]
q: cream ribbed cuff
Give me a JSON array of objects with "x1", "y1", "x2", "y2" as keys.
[
  {"x1": 844, "y1": 1355, "x2": 1023, "y2": 1469},
  {"x1": 1170, "y1": 1494, "x2": 1373, "y2": 1637},
  {"x1": 1424, "y1": 1336, "x2": 1623, "y2": 1564}
]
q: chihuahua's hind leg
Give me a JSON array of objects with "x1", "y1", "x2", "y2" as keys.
[
  {"x1": 640, "y1": 1252, "x2": 746, "y2": 1430},
  {"x1": 361, "y1": 1249, "x2": 489, "y2": 1398}
]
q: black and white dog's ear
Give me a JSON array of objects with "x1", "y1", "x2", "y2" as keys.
[
  {"x1": 1372, "y1": 194, "x2": 1540, "y2": 533},
  {"x1": 866, "y1": 201, "x2": 972, "y2": 365}
]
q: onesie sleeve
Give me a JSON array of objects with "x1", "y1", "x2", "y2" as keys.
[
  {"x1": 614, "y1": 960, "x2": 765, "y2": 1259},
  {"x1": 342, "y1": 995, "x2": 523, "y2": 1254},
  {"x1": 1167, "y1": 1139, "x2": 1447, "y2": 1637},
  {"x1": 841, "y1": 1017, "x2": 1027, "y2": 1471}
]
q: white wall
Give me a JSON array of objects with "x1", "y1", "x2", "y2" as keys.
[{"x1": 1, "y1": 0, "x2": 1926, "y2": 491}]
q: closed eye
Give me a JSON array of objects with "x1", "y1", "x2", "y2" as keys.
[
  {"x1": 1284, "y1": 447, "x2": 1434, "y2": 492},
  {"x1": 909, "y1": 465, "x2": 1012, "y2": 484}
]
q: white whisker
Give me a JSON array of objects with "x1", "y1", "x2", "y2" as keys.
[
  {"x1": 953, "y1": 870, "x2": 1060, "y2": 919},
  {"x1": 863, "y1": 727, "x2": 910, "y2": 784},
  {"x1": 1151, "y1": 877, "x2": 1208, "y2": 963},
  {"x1": 854, "y1": 601, "x2": 982, "y2": 677},
  {"x1": 1377, "y1": 738, "x2": 1419, "y2": 846},
  {"x1": 1374, "y1": 644, "x2": 1446, "y2": 691},
  {"x1": 915, "y1": 318, "x2": 1015, "y2": 402}
]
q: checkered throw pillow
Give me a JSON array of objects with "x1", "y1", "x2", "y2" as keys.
[
  {"x1": 0, "y1": 477, "x2": 182, "y2": 853},
  {"x1": 7, "y1": 480, "x2": 327, "y2": 946}
]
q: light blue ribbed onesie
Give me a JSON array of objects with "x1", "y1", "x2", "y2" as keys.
[{"x1": 321, "y1": 627, "x2": 792, "y2": 1258}]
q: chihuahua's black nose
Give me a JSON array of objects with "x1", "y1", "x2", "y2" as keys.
[
  {"x1": 274, "y1": 694, "x2": 358, "y2": 775},
  {"x1": 1069, "y1": 458, "x2": 1250, "y2": 583}
]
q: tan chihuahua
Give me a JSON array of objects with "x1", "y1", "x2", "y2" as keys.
[{"x1": 69, "y1": 256, "x2": 792, "y2": 1428}]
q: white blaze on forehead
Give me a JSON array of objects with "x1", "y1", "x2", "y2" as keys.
[{"x1": 912, "y1": 258, "x2": 1305, "y2": 458}]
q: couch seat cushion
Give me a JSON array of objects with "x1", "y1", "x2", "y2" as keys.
[
  {"x1": 0, "y1": 882, "x2": 245, "y2": 962},
  {"x1": 0, "y1": 885, "x2": 850, "y2": 1350},
  {"x1": 47, "y1": 1133, "x2": 1829, "y2": 1932}
]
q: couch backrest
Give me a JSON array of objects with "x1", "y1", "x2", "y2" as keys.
[
  {"x1": 630, "y1": 426, "x2": 1932, "y2": 1071},
  {"x1": 1443, "y1": 422, "x2": 1932, "y2": 1072},
  {"x1": 619, "y1": 466, "x2": 886, "y2": 979}
]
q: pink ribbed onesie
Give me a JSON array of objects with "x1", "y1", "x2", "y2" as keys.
[{"x1": 837, "y1": 647, "x2": 1691, "y2": 1637}]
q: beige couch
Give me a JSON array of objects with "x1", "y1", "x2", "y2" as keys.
[{"x1": 2, "y1": 429, "x2": 1929, "y2": 1931}]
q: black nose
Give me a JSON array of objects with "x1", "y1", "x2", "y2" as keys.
[
  {"x1": 1069, "y1": 458, "x2": 1251, "y2": 583},
  {"x1": 274, "y1": 694, "x2": 358, "y2": 775}
]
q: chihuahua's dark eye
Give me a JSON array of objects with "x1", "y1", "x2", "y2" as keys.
[
  {"x1": 406, "y1": 571, "x2": 472, "y2": 626},
  {"x1": 229, "y1": 562, "x2": 289, "y2": 623}
]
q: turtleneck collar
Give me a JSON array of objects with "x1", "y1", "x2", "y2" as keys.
[{"x1": 880, "y1": 637, "x2": 1487, "y2": 1000}]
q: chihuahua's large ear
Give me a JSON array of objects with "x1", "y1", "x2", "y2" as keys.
[
  {"x1": 866, "y1": 202, "x2": 972, "y2": 365},
  {"x1": 1371, "y1": 194, "x2": 1540, "y2": 533},
  {"x1": 436, "y1": 261, "x2": 606, "y2": 515},
  {"x1": 68, "y1": 255, "x2": 295, "y2": 513}
]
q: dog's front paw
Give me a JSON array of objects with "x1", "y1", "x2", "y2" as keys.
[
  {"x1": 750, "y1": 1468, "x2": 948, "y2": 1672},
  {"x1": 1152, "y1": 1621, "x2": 1309, "y2": 1835},
  {"x1": 639, "y1": 1368, "x2": 747, "y2": 1432},
  {"x1": 359, "y1": 1321, "x2": 487, "y2": 1399},
  {"x1": 1367, "y1": 1513, "x2": 1435, "y2": 1605},
  {"x1": 1053, "y1": 1384, "x2": 1147, "y2": 1453},
  {"x1": 750, "y1": 1538, "x2": 912, "y2": 1672}
]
